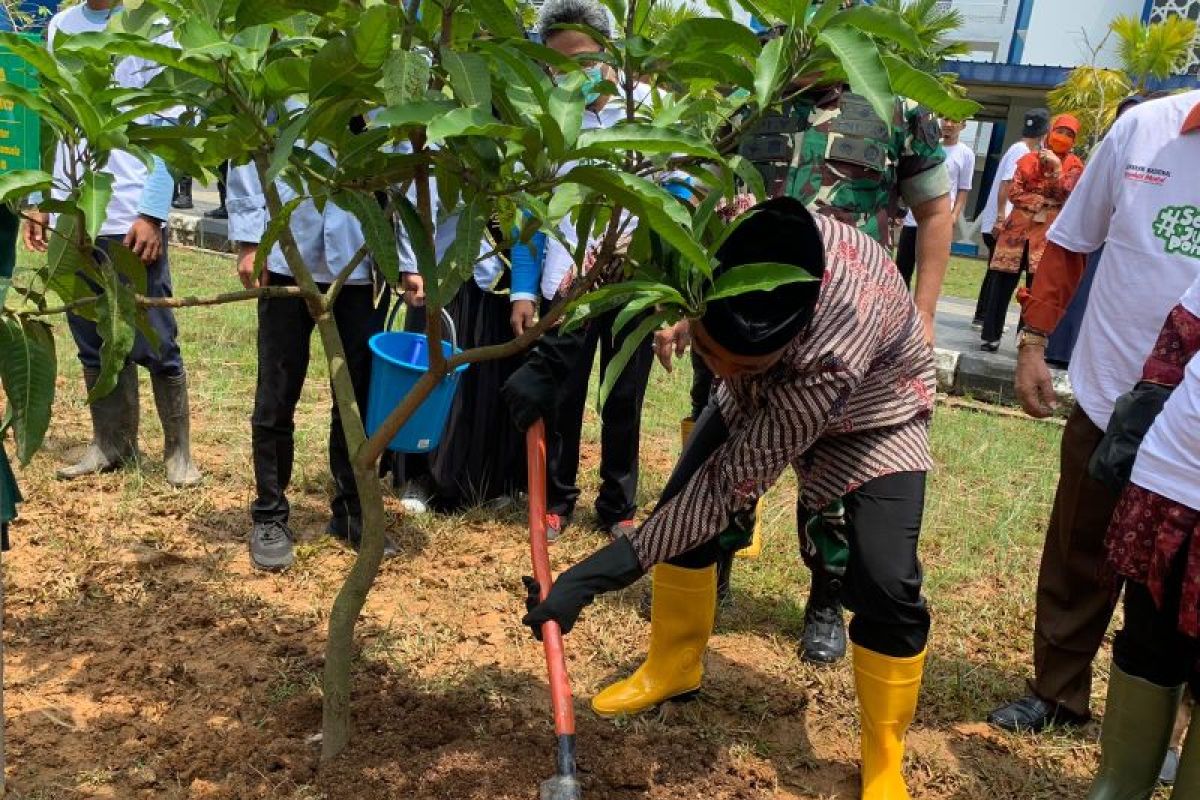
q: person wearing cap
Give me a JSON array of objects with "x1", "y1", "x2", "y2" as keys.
[
  {"x1": 520, "y1": 197, "x2": 936, "y2": 800},
  {"x1": 988, "y1": 90, "x2": 1200, "y2": 736},
  {"x1": 972, "y1": 108, "x2": 1050, "y2": 328},
  {"x1": 978, "y1": 114, "x2": 1084, "y2": 352}
]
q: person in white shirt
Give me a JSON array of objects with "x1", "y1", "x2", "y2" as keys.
[
  {"x1": 503, "y1": 0, "x2": 660, "y2": 544},
  {"x1": 970, "y1": 109, "x2": 1047, "y2": 327},
  {"x1": 894, "y1": 118, "x2": 975, "y2": 287},
  {"x1": 227, "y1": 109, "x2": 397, "y2": 572},
  {"x1": 1088, "y1": 273, "x2": 1200, "y2": 797},
  {"x1": 988, "y1": 90, "x2": 1200, "y2": 737},
  {"x1": 23, "y1": 0, "x2": 201, "y2": 489}
]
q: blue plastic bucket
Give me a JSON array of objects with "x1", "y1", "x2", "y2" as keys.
[{"x1": 366, "y1": 309, "x2": 468, "y2": 453}]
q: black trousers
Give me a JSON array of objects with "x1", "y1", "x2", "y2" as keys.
[
  {"x1": 660, "y1": 403, "x2": 931, "y2": 658},
  {"x1": 974, "y1": 232, "x2": 998, "y2": 324},
  {"x1": 251, "y1": 274, "x2": 389, "y2": 525},
  {"x1": 542, "y1": 303, "x2": 655, "y2": 526},
  {"x1": 1114, "y1": 577, "x2": 1200, "y2": 696},
  {"x1": 895, "y1": 225, "x2": 918, "y2": 288},
  {"x1": 980, "y1": 244, "x2": 1032, "y2": 344}
]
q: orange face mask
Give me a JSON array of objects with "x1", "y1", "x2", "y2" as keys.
[{"x1": 1046, "y1": 132, "x2": 1074, "y2": 156}]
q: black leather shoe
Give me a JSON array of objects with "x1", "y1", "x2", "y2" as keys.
[
  {"x1": 327, "y1": 517, "x2": 398, "y2": 559},
  {"x1": 799, "y1": 573, "x2": 847, "y2": 664},
  {"x1": 987, "y1": 694, "x2": 1089, "y2": 733}
]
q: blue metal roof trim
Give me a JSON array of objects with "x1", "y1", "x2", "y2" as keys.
[{"x1": 943, "y1": 60, "x2": 1200, "y2": 91}]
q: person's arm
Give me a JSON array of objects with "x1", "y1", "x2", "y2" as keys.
[
  {"x1": 509, "y1": 226, "x2": 545, "y2": 335},
  {"x1": 225, "y1": 163, "x2": 270, "y2": 288},
  {"x1": 1013, "y1": 242, "x2": 1087, "y2": 417},
  {"x1": 628, "y1": 361, "x2": 866, "y2": 568},
  {"x1": 952, "y1": 149, "x2": 975, "y2": 223},
  {"x1": 1005, "y1": 157, "x2": 1047, "y2": 214},
  {"x1": 911, "y1": 193, "x2": 953, "y2": 345},
  {"x1": 1140, "y1": 279, "x2": 1200, "y2": 387}
]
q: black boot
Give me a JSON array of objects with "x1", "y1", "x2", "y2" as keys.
[
  {"x1": 57, "y1": 364, "x2": 140, "y2": 479},
  {"x1": 172, "y1": 176, "x2": 193, "y2": 209},
  {"x1": 150, "y1": 370, "x2": 201, "y2": 487},
  {"x1": 799, "y1": 567, "x2": 847, "y2": 664}
]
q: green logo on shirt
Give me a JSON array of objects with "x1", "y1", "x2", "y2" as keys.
[{"x1": 1153, "y1": 205, "x2": 1200, "y2": 258}]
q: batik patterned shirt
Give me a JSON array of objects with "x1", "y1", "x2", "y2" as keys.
[{"x1": 628, "y1": 215, "x2": 936, "y2": 568}]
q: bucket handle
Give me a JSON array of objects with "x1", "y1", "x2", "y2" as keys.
[{"x1": 385, "y1": 301, "x2": 458, "y2": 353}]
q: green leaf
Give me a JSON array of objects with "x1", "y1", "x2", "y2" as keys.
[
  {"x1": 110, "y1": 245, "x2": 160, "y2": 352},
  {"x1": 372, "y1": 100, "x2": 457, "y2": 129},
  {"x1": 728, "y1": 153, "x2": 766, "y2": 202},
  {"x1": 706, "y1": 261, "x2": 817, "y2": 302},
  {"x1": 825, "y1": 5, "x2": 923, "y2": 54},
  {"x1": 564, "y1": 166, "x2": 711, "y2": 275},
  {"x1": 575, "y1": 124, "x2": 720, "y2": 160},
  {"x1": 253, "y1": 195, "x2": 307, "y2": 282},
  {"x1": 0, "y1": 171, "x2": 54, "y2": 206},
  {"x1": 611, "y1": 292, "x2": 669, "y2": 338},
  {"x1": 598, "y1": 310, "x2": 669, "y2": 408},
  {"x1": 79, "y1": 172, "x2": 115, "y2": 243},
  {"x1": 235, "y1": 0, "x2": 339, "y2": 28},
  {"x1": 653, "y1": 17, "x2": 761, "y2": 61},
  {"x1": 263, "y1": 57, "x2": 311, "y2": 96},
  {"x1": 754, "y1": 35, "x2": 785, "y2": 111},
  {"x1": 55, "y1": 32, "x2": 224, "y2": 84},
  {"x1": 309, "y1": 36, "x2": 362, "y2": 100},
  {"x1": 354, "y1": 5, "x2": 396, "y2": 69},
  {"x1": 265, "y1": 110, "x2": 311, "y2": 184},
  {"x1": 425, "y1": 107, "x2": 521, "y2": 142},
  {"x1": 394, "y1": 193, "x2": 437, "y2": 277},
  {"x1": 381, "y1": 49, "x2": 431, "y2": 106},
  {"x1": 818, "y1": 28, "x2": 893, "y2": 125},
  {"x1": 431, "y1": 197, "x2": 489, "y2": 307},
  {"x1": 335, "y1": 191, "x2": 400, "y2": 286},
  {"x1": 882, "y1": 54, "x2": 982, "y2": 121},
  {"x1": 471, "y1": 0, "x2": 522, "y2": 39},
  {"x1": 442, "y1": 50, "x2": 492, "y2": 108},
  {"x1": 90, "y1": 264, "x2": 138, "y2": 404},
  {"x1": 0, "y1": 316, "x2": 57, "y2": 465}
]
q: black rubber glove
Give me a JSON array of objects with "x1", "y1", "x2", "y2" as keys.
[
  {"x1": 1089, "y1": 381, "x2": 1174, "y2": 490},
  {"x1": 522, "y1": 536, "x2": 645, "y2": 640},
  {"x1": 502, "y1": 325, "x2": 588, "y2": 432}
]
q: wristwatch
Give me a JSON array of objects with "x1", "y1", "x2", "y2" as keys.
[{"x1": 1017, "y1": 330, "x2": 1049, "y2": 350}]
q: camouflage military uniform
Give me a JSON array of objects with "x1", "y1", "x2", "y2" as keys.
[
  {"x1": 696, "y1": 85, "x2": 949, "y2": 660},
  {"x1": 739, "y1": 85, "x2": 949, "y2": 247}
]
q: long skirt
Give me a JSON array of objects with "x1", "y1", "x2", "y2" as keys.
[{"x1": 391, "y1": 280, "x2": 527, "y2": 510}]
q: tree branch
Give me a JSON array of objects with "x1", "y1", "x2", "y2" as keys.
[
  {"x1": 323, "y1": 243, "x2": 371, "y2": 309},
  {"x1": 17, "y1": 285, "x2": 316, "y2": 318}
]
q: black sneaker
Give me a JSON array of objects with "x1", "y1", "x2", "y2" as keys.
[
  {"x1": 327, "y1": 517, "x2": 398, "y2": 559},
  {"x1": 980, "y1": 340, "x2": 1000, "y2": 353},
  {"x1": 250, "y1": 520, "x2": 295, "y2": 572},
  {"x1": 203, "y1": 206, "x2": 228, "y2": 220}
]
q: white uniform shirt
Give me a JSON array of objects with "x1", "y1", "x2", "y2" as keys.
[
  {"x1": 1131, "y1": 275, "x2": 1200, "y2": 510},
  {"x1": 977, "y1": 140, "x2": 1032, "y2": 233},
  {"x1": 1047, "y1": 90, "x2": 1200, "y2": 430},
  {"x1": 45, "y1": 4, "x2": 175, "y2": 235},
  {"x1": 537, "y1": 82, "x2": 656, "y2": 301},
  {"x1": 903, "y1": 140, "x2": 974, "y2": 227}
]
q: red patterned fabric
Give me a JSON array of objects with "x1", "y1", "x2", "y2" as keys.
[
  {"x1": 1141, "y1": 303, "x2": 1200, "y2": 387},
  {"x1": 1107, "y1": 483, "x2": 1200, "y2": 638}
]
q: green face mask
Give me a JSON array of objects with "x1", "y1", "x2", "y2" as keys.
[{"x1": 579, "y1": 66, "x2": 604, "y2": 106}]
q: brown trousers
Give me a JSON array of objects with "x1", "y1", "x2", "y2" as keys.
[{"x1": 1030, "y1": 405, "x2": 1121, "y2": 718}]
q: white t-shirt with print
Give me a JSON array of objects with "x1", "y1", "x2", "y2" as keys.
[
  {"x1": 977, "y1": 140, "x2": 1032, "y2": 233},
  {"x1": 1047, "y1": 89, "x2": 1200, "y2": 430},
  {"x1": 903, "y1": 140, "x2": 974, "y2": 227},
  {"x1": 1131, "y1": 274, "x2": 1200, "y2": 510}
]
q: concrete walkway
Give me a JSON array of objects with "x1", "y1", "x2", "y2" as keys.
[{"x1": 166, "y1": 189, "x2": 1074, "y2": 406}]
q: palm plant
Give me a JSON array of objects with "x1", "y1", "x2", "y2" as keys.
[
  {"x1": 874, "y1": 0, "x2": 970, "y2": 74},
  {"x1": 1050, "y1": 14, "x2": 1197, "y2": 148}
]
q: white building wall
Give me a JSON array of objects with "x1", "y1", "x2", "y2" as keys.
[
  {"x1": 1020, "y1": 0, "x2": 1146, "y2": 68},
  {"x1": 947, "y1": 0, "x2": 1022, "y2": 63}
]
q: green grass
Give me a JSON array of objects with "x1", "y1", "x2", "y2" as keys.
[
  {"x1": 940, "y1": 254, "x2": 987, "y2": 302},
  {"x1": 9, "y1": 244, "x2": 1106, "y2": 799}
]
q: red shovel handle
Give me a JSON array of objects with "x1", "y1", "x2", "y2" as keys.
[{"x1": 527, "y1": 420, "x2": 577, "y2": 738}]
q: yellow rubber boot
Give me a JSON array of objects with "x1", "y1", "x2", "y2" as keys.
[
  {"x1": 681, "y1": 417, "x2": 763, "y2": 559},
  {"x1": 852, "y1": 645, "x2": 926, "y2": 800},
  {"x1": 591, "y1": 563, "x2": 717, "y2": 717}
]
